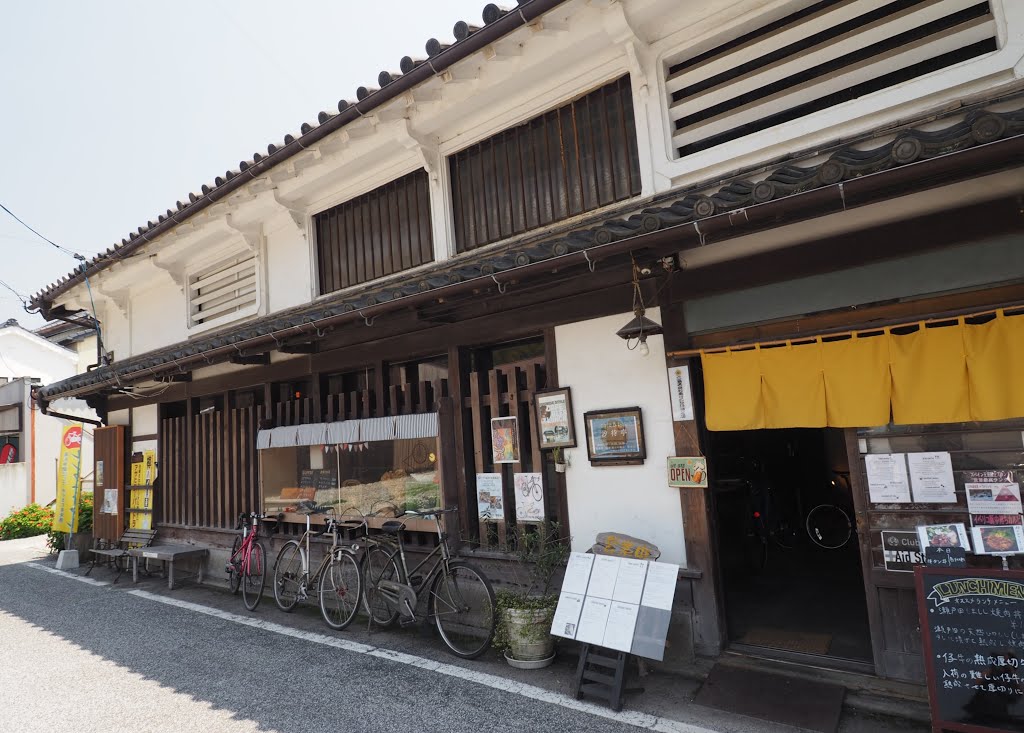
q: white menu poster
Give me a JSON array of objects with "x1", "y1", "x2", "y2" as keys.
[
  {"x1": 602, "y1": 601, "x2": 640, "y2": 652},
  {"x1": 586, "y1": 555, "x2": 621, "y2": 599},
  {"x1": 575, "y1": 597, "x2": 612, "y2": 645},
  {"x1": 865, "y1": 453, "x2": 912, "y2": 504},
  {"x1": 639, "y1": 562, "x2": 679, "y2": 611},
  {"x1": 612, "y1": 558, "x2": 648, "y2": 605},
  {"x1": 550, "y1": 592, "x2": 585, "y2": 639},
  {"x1": 907, "y1": 452, "x2": 957, "y2": 504},
  {"x1": 562, "y1": 552, "x2": 595, "y2": 596},
  {"x1": 667, "y1": 365, "x2": 694, "y2": 421}
]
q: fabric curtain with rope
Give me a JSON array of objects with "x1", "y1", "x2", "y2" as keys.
[{"x1": 700, "y1": 310, "x2": 1024, "y2": 430}]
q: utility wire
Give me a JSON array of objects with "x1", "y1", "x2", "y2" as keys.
[
  {"x1": 0, "y1": 277, "x2": 31, "y2": 311},
  {"x1": 0, "y1": 202, "x2": 84, "y2": 260}
]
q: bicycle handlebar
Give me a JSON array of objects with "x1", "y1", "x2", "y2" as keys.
[{"x1": 403, "y1": 506, "x2": 458, "y2": 517}]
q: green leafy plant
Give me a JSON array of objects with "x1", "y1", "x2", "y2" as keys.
[
  {"x1": 45, "y1": 492, "x2": 93, "y2": 553},
  {"x1": 493, "y1": 521, "x2": 571, "y2": 654},
  {"x1": 0, "y1": 503, "x2": 55, "y2": 541}
]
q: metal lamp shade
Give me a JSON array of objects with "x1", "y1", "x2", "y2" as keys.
[{"x1": 615, "y1": 313, "x2": 663, "y2": 341}]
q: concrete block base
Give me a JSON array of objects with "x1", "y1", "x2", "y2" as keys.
[{"x1": 55, "y1": 550, "x2": 80, "y2": 570}]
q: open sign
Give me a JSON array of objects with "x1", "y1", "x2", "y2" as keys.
[{"x1": 668, "y1": 457, "x2": 708, "y2": 488}]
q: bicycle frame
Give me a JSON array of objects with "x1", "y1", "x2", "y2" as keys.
[
  {"x1": 228, "y1": 514, "x2": 263, "y2": 576},
  {"x1": 373, "y1": 513, "x2": 451, "y2": 620}
]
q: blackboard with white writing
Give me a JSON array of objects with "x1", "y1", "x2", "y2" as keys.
[{"x1": 915, "y1": 567, "x2": 1024, "y2": 733}]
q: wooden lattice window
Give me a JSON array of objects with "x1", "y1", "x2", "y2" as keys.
[
  {"x1": 450, "y1": 75, "x2": 641, "y2": 253},
  {"x1": 314, "y1": 169, "x2": 433, "y2": 295}
]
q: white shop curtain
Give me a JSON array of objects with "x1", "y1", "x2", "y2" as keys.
[{"x1": 256, "y1": 412, "x2": 438, "y2": 449}]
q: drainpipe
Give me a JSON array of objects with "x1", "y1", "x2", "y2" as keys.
[{"x1": 30, "y1": 400, "x2": 35, "y2": 504}]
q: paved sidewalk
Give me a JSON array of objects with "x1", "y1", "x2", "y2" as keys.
[{"x1": 2, "y1": 536, "x2": 930, "y2": 733}]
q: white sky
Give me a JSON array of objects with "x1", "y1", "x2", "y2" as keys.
[{"x1": 0, "y1": 0, "x2": 487, "y2": 329}]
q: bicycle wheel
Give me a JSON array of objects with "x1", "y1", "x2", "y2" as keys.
[
  {"x1": 228, "y1": 535, "x2": 242, "y2": 595},
  {"x1": 241, "y1": 541, "x2": 266, "y2": 611},
  {"x1": 362, "y1": 545, "x2": 399, "y2": 627},
  {"x1": 430, "y1": 561, "x2": 495, "y2": 659},
  {"x1": 319, "y1": 551, "x2": 362, "y2": 631},
  {"x1": 806, "y1": 504, "x2": 853, "y2": 549},
  {"x1": 273, "y1": 541, "x2": 303, "y2": 612}
]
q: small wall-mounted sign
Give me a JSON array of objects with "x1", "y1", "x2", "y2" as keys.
[
  {"x1": 881, "y1": 530, "x2": 923, "y2": 573},
  {"x1": 667, "y1": 457, "x2": 707, "y2": 488}
]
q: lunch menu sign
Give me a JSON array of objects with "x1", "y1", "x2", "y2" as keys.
[{"x1": 915, "y1": 567, "x2": 1024, "y2": 733}]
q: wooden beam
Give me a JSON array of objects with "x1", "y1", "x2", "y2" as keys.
[{"x1": 229, "y1": 353, "x2": 270, "y2": 366}]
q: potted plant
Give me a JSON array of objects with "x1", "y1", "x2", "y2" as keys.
[
  {"x1": 552, "y1": 447, "x2": 567, "y2": 473},
  {"x1": 495, "y1": 521, "x2": 571, "y2": 669}
]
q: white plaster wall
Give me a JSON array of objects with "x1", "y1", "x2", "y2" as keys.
[
  {"x1": 0, "y1": 327, "x2": 78, "y2": 384},
  {"x1": 554, "y1": 308, "x2": 685, "y2": 566},
  {"x1": 265, "y1": 214, "x2": 313, "y2": 314},
  {"x1": 0, "y1": 463, "x2": 28, "y2": 514},
  {"x1": 130, "y1": 279, "x2": 187, "y2": 356}
]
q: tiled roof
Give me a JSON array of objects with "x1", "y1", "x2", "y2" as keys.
[
  {"x1": 34, "y1": 101, "x2": 1024, "y2": 402},
  {"x1": 30, "y1": 0, "x2": 566, "y2": 311}
]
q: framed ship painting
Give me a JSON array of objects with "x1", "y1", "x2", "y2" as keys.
[{"x1": 583, "y1": 407, "x2": 646, "y2": 466}]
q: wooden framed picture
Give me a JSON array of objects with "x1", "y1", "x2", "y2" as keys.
[
  {"x1": 583, "y1": 407, "x2": 646, "y2": 466},
  {"x1": 534, "y1": 387, "x2": 576, "y2": 449}
]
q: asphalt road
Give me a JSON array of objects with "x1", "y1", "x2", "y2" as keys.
[{"x1": 0, "y1": 537, "x2": 929, "y2": 733}]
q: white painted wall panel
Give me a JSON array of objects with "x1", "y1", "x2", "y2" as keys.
[
  {"x1": 131, "y1": 280, "x2": 187, "y2": 356},
  {"x1": 555, "y1": 309, "x2": 686, "y2": 566}
]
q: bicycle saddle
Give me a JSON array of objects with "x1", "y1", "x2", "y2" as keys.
[{"x1": 381, "y1": 520, "x2": 405, "y2": 534}]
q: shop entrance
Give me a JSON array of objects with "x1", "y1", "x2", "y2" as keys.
[{"x1": 710, "y1": 428, "x2": 873, "y2": 666}]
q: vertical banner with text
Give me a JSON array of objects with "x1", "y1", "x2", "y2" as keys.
[{"x1": 52, "y1": 424, "x2": 84, "y2": 533}]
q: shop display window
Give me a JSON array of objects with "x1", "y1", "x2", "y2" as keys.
[{"x1": 260, "y1": 437, "x2": 440, "y2": 519}]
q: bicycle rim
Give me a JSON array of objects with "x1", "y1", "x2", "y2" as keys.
[
  {"x1": 241, "y1": 542, "x2": 266, "y2": 611},
  {"x1": 228, "y1": 535, "x2": 242, "y2": 595},
  {"x1": 807, "y1": 505, "x2": 852, "y2": 549},
  {"x1": 362, "y1": 546, "x2": 399, "y2": 627},
  {"x1": 431, "y1": 562, "x2": 495, "y2": 659},
  {"x1": 319, "y1": 552, "x2": 362, "y2": 631},
  {"x1": 273, "y1": 541, "x2": 302, "y2": 612}
]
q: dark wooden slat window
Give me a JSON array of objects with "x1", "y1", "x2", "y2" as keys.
[
  {"x1": 450, "y1": 75, "x2": 641, "y2": 253},
  {"x1": 315, "y1": 169, "x2": 433, "y2": 295}
]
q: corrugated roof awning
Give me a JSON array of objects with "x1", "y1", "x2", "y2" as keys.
[{"x1": 256, "y1": 413, "x2": 438, "y2": 449}]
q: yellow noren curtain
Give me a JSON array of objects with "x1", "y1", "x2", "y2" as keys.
[
  {"x1": 821, "y1": 333, "x2": 891, "y2": 427},
  {"x1": 760, "y1": 342, "x2": 826, "y2": 428},
  {"x1": 702, "y1": 347, "x2": 764, "y2": 431},
  {"x1": 889, "y1": 321, "x2": 970, "y2": 424},
  {"x1": 965, "y1": 311, "x2": 1024, "y2": 421}
]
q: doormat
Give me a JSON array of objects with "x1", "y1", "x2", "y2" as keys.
[
  {"x1": 694, "y1": 664, "x2": 845, "y2": 733},
  {"x1": 737, "y1": 627, "x2": 832, "y2": 655}
]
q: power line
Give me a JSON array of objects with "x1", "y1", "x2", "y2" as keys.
[
  {"x1": 0, "y1": 277, "x2": 31, "y2": 311},
  {"x1": 0, "y1": 201, "x2": 85, "y2": 261}
]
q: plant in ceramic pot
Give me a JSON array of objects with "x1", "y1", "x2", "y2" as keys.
[
  {"x1": 552, "y1": 447, "x2": 567, "y2": 473},
  {"x1": 495, "y1": 521, "x2": 571, "y2": 669}
]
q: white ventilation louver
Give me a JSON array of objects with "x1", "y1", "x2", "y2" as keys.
[
  {"x1": 188, "y1": 251, "x2": 259, "y2": 329},
  {"x1": 666, "y1": 0, "x2": 998, "y2": 159}
]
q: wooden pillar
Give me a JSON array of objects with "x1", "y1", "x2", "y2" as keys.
[{"x1": 662, "y1": 299, "x2": 726, "y2": 657}]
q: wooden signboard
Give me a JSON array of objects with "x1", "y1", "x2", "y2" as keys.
[{"x1": 915, "y1": 566, "x2": 1024, "y2": 733}]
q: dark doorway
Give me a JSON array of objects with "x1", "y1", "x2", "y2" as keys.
[{"x1": 710, "y1": 428, "x2": 873, "y2": 665}]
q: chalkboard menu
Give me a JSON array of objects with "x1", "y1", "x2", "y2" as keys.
[
  {"x1": 915, "y1": 567, "x2": 1024, "y2": 733},
  {"x1": 298, "y1": 469, "x2": 338, "y2": 491}
]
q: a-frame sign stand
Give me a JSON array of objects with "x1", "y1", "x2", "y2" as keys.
[{"x1": 573, "y1": 644, "x2": 644, "y2": 712}]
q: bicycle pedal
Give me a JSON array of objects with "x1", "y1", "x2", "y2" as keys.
[{"x1": 398, "y1": 615, "x2": 417, "y2": 628}]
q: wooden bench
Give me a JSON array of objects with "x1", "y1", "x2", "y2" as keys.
[
  {"x1": 127, "y1": 544, "x2": 209, "y2": 590},
  {"x1": 86, "y1": 528, "x2": 158, "y2": 584}
]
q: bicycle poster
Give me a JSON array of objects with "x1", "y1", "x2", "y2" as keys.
[{"x1": 514, "y1": 472, "x2": 544, "y2": 522}]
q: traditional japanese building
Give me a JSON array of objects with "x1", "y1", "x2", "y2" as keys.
[{"x1": 31, "y1": 0, "x2": 1024, "y2": 688}]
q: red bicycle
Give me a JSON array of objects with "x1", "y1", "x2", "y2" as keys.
[{"x1": 227, "y1": 512, "x2": 275, "y2": 610}]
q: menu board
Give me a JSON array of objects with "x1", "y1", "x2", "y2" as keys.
[{"x1": 915, "y1": 567, "x2": 1024, "y2": 733}]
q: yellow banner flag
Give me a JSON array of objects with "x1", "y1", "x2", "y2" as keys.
[{"x1": 52, "y1": 424, "x2": 84, "y2": 534}]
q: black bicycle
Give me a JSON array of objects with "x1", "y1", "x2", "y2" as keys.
[{"x1": 362, "y1": 507, "x2": 496, "y2": 659}]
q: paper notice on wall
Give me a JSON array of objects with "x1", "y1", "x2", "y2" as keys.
[
  {"x1": 561, "y1": 552, "x2": 595, "y2": 596},
  {"x1": 475, "y1": 473, "x2": 504, "y2": 521},
  {"x1": 865, "y1": 453, "x2": 911, "y2": 504},
  {"x1": 667, "y1": 366, "x2": 694, "y2": 421},
  {"x1": 602, "y1": 601, "x2": 640, "y2": 652},
  {"x1": 550, "y1": 592, "x2": 585, "y2": 639},
  {"x1": 575, "y1": 597, "x2": 612, "y2": 645},
  {"x1": 101, "y1": 488, "x2": 118, "y2": 514},
  {"x1": 907, "y1": 452, "x2": 957, "y2": 504},
  {"x1": 965, "y1": 482, "x2": 1023, "y2": 516},
  {"x1": 586, "y1": 555, "x2": 621, "y2": 599}
]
